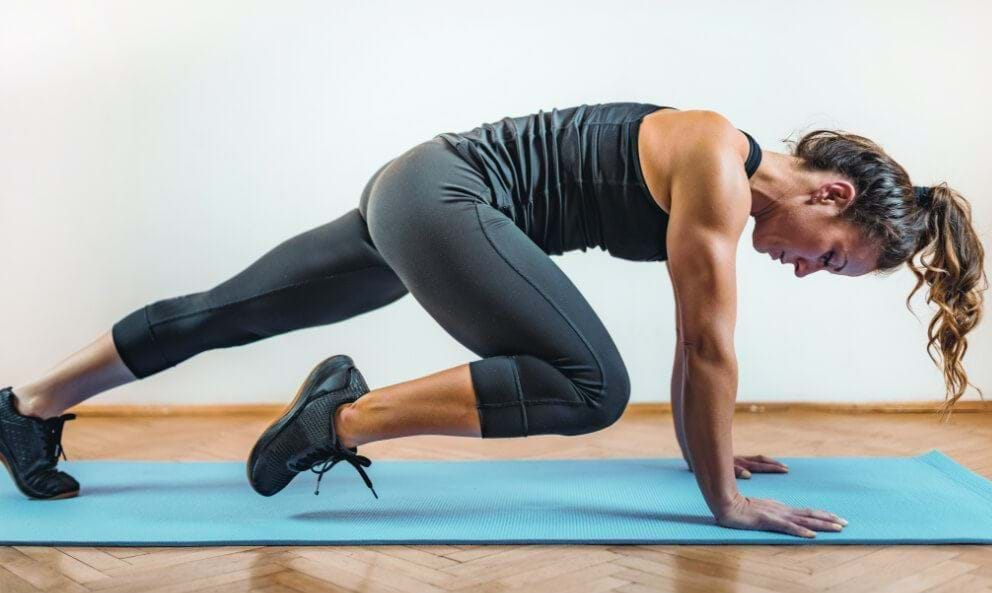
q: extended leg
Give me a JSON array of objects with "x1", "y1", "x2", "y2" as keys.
[
  {"x1": 13, "y1": 206, "x2": 408, "y2": 418},
  {"x1": 110, "y1": 208, "x2": 406, "y2": 378}
]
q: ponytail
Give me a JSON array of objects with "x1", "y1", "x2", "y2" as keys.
[{"x1": 905, "y1": 182, "x2": 988, "y2": 419}]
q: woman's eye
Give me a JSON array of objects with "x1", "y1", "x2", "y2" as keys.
[{"x1": 822, "y1": 251, "x2": 835, "y2": 268}]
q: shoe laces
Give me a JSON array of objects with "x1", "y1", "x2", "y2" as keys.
[
  {"x1": 40, "y1": 413, "x2": 76, "y2": 467},
  {"x1": 289, "y1": 439, "x2": 378, "y2": 498}
]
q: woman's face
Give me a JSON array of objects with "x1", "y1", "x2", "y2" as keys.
[{"x1": 751, "y1": 183, "x2": 879, "y2": 278}]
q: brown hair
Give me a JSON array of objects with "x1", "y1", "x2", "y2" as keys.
[{"x1": 788, "y1": 130, "x2": 988, "y2": 419}]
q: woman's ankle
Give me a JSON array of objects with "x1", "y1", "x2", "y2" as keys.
[
  {"x1": 334, "y1": 403, "x2": 360, "y2": 449},
  {"x1": 10, "y1": 386, "x2": 60, "y2": 420}
]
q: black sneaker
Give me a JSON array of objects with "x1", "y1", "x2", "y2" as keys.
[
  {"x1": 0, "y1": 386, "x2": 79, "y2": 500},
  {"x1": 247, "y1": 354, "x2": 378, "y2": 498}
]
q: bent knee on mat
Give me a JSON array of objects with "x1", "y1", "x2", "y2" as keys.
[
  {"x1": 576, "y1": 371, "x2": 631, "y2": 433},
  {"x1": 471, "y1": 353, "x2": 631, "y2": 438}
]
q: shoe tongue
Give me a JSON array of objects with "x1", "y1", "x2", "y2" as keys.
[{"x1": 36, "y1": 417, "x2": 70, "y2": 466}]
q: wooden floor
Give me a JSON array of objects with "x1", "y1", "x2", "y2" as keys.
[{"x1": 2, "y1": 409, "x2": 990, "y2": 593}]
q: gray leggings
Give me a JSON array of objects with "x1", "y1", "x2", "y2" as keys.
[{"x1": 112, "y1": 137, "x2": 631, "y2": 438}]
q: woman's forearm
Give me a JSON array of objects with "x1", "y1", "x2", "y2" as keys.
[
  {"x1": 681, "y1": 342, "x2": 740, "y2": 517},
  {"x1": 670, "y1": 345, "x2": 691, "y2": 467}
]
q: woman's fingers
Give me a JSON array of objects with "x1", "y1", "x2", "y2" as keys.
[
  {"x1": 739, "y1": 460, "x2": 789, "y2": 473},
  {"x1": 755, "y1": 500, "x2": 849, "y2": 528},
  {"x1": 794, "y1": 507, "x2": 849, "y2": 525},
  {"x1": 714, "y1": 497, "x2": 841, "y2": 539},
  {"x1": 753, "y1": 454, "x2": 788, "y2": 468},
  {"x1": 767, "y1": 517, "x2": 816, "y2": 538},
  {"x1": 791, "y1": 514, "x2": 845, "y2": 532},
  {"x1": 734, "y1": 455, "x2": 789, "y2": 473}
]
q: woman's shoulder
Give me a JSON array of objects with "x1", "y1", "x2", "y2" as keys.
[
  {"x1": 642, "y1": 108, "x2": 743, "y2": 145},
  {"x1": 638, "y1": 108, "x2": 753, "y2": 213}
]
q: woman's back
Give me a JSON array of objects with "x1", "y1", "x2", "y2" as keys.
[{"x1": 434, "y1": 102, "x2": 761, "y2": 261}]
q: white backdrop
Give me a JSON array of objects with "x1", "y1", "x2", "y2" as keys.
[{"x1": 1, "y1": 0, "x2": 989, "y2": 406}]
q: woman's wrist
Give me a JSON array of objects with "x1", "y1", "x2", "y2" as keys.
[{"x1": 712, "y1": 491, "x2": 746, "y2": 519}]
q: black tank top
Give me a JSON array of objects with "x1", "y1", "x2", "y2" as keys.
[{"x1": 435, "y1": 102, "x2": 762, "y2": 262}]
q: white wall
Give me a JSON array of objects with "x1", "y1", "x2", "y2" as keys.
[{"x1": 1, "y1": 0, "x2": 989, "y2": 406}]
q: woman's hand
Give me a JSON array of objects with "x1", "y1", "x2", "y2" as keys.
[
  {"x1": 684, "y1": 454, "x2": 790, "y2": 479},
  {"x1": 716, "y1": 493, "x2": 848, "y2": 538},
  {"x1": 734, "y1": 454, "x2": 789, "y2": 479}
]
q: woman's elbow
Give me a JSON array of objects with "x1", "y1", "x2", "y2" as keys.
[{"x1": 679, "y1": 333, "x2": 737, "y2": 368}]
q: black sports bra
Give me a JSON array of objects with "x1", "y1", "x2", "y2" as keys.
[
  {"x1": 435, "y1": 102, "x2": 762, "y2": 262},
  {"x1": 740, "y1": 129, "x2": 763, "y2": 178}
]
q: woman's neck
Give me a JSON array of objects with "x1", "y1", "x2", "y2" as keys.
[{"x1": 748, "y1": 151, "x2": 819, "y2": 219}]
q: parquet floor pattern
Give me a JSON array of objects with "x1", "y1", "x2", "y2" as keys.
[{"x1": 1, "y1": 409, "x2": 990, "y2": 593}]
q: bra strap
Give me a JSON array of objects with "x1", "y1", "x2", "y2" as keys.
[{"x1": 738, "y1": 129, "x2": 763, "y2": 178}]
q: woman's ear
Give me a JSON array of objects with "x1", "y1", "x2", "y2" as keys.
[
  {"x1": 814, "y1": 180, "x2": 857, "y2": 212},
  {"x1": 828, "y1": 180, "x2": 857, "y2": 209}
]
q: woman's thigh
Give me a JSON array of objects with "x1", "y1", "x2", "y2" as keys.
[{"x1": 363, "y1": 138, "x2": 631, "y2": 437}]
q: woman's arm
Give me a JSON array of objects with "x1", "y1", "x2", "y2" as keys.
[
  {"x1": 659, "y1": 111, "x2": 846, "y2": 536},
  {"x1": 664, "y1": 116, "x2": 746, "y2": 516},
  {"x1": 666, "y1": 265, "x2": 691, "y2": 468},
  {"x1": 667, "y1": 275, "x2": 788, "y2": 478},
  {"x1": 671, "y1": 341, "x2": 691, "y2": 468}
]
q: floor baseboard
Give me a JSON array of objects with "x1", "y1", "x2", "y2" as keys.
[{"x1": 68, "y1": 400, "x2": 991, "y2": 417}]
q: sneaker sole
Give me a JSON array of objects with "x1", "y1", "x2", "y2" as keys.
[
  {"x1": 246, "y1": 354, "x2": 365, "y2": 496},
  {"x1": 0, "y1": 444, "x2": 79, "y2": 500}
]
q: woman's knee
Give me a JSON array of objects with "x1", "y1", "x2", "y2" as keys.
[
  {"x1": 579, "y1": 353, "x2": 631, "y2": 431},
  {"x1": 480, "y1": 351, "x2": 631, "y2": 437}
]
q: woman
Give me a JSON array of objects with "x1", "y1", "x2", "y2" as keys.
[{"x1": 0, "y1": 103, "x2": 985, "y2": 539}]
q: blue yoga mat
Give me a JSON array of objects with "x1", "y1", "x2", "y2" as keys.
[{"x1": 1, "y1": 449, "x2": 990, "y2": 546}]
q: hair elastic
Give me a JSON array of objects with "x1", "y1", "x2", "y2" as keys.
[{"x1": 913, "y1": 185, "x2": 934, "y2": 209}]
